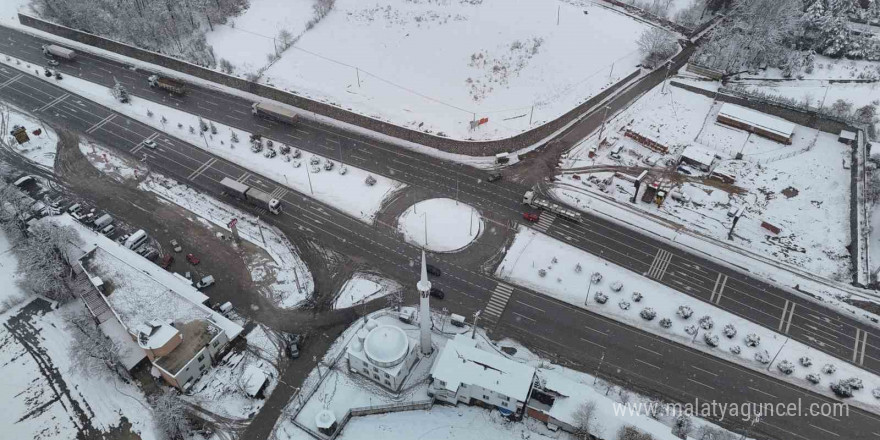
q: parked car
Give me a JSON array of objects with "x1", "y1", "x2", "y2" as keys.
[
  {"x1": 487, "y1": 172, "x2": 502, "y2": 182},
  {"x1": 143, "y1": 249, "x2": 159, "y2": 261},
  {"x1": 186, "y1": 253, "x2": 200, "y2": 265},
  {"x1": 426, "y1": 264, "x2": 441, "y2": 277},
  {"x1": 429, "y1": 287, "x2": 445, "y2": 299},
  {"x1": 46, "y1": 59, "x2": 59, "y2": 67},
  {"x1": 523, "y1": 212, "x2": 539, "y2": 222},
  {"x1": 100, "y1": 224, "x2": 115, "y2": 236},
  {"x1": 170, "y1": 239, "x2": 182, "y2": 253},
  {"x1": 160, "y1": 254, "x2": 174, "y2": 269},
  {"x1": 67, "y1": 203, "x2": 82, "y2": 214},
  {"x1": 196, "y1": 275, "x2": 215, "y2": 289},
  {"x1": 286, "y1": 334, "x2": 302, "y2": 359}
]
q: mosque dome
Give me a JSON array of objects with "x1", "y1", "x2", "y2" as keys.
[{"x1": 364, "y1": 325, "x2": 410, "y2": 368}]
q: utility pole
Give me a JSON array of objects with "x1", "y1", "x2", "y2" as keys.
[
  {"x1": 256, "y1": 216, "x2": 267, "y2": 247},
  {"x1": 304, "y1": 163, "x2": 314, "y2": 195},
  {"x1": 597, "y1": 105, "x2": 611, "y2": 141},
  {"x1": 356, "y1": 67, "x2": 361, "y2": 88},
  {"x1": 471, "y1": 310, "x2": 481, "y2": 339},
  {"x1": 556, "y1": 5, "x2": 560, "y2": 25},
  {"x1": 423, "y1": 214, "x2": 428, "y2": 248},
  {"x1": 529, "y1": 105, "x2": 534, "y2": 125},
  {"x1": 662, "y1": 61, "x2": 672, "y2": 94},
  {"x1": 592, "y1": 352, "x2": 605, "y2": 385}
]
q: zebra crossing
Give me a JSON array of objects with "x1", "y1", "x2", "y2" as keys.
[
  {"x1": 483, "y1": 283, "x2": 514, "y2": 321},
  {"x1": 269, "y1": 186, "x2": 289, "y2": 200},
  {"x1": 534, "y1": 212, "x2": 556, "y2": 232},
  {"x1": 647, "y1": 249, "x2": 673, "y2": 280}
]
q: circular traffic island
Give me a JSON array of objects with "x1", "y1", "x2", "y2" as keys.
[{"x1": 397, "y1": 198, "x2": 483, "y2": 253}]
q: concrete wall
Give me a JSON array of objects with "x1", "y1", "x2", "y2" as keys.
[{"x1": 17, "y1": 13, "x2": 643, "y2": 157}]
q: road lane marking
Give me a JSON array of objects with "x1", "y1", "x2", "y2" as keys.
[
  {"x1": 808, "y1": 424, "x2": 839, "y2": 437},
  {"x1": 854, "y1": 329, "x2": 868, "y2": 365},
  {"x1": 0, "y1": 72, "x2": 22, "y2": 90},
  {"x1": 778, "y1": 300, "x2": 790, "y2": 332},
  {"x1": 647, "y1": 249, "x2": 673, "y2": 280},
  {"x1": 854, "y1": 329, "x2": 862, "y2": 363},
  {"x1": 709, "y1": 273, "x2": 722, "y2": 303},
  {"x1": 85, "y1": 113, "x2": 116, "y2": 133},
  {"x1": 583, "y1": 324, "x2": 608, "y2": 336},
  {"x1": 635, "y1": 358, "x2": 660, "y2": 369},
  {"x1": 748, "y1": 386, "x2": 777, "y2": 399},
  {"x1": 237, "y1": 172, "x2": 251, "y2": 183},
  {"x1": 861, "y1": 332, "x2": 868, "y2": 365},
  {"x1": 687, "y1": 378, "x2": 714, "y2": 390},
  {"x1": 36, "y1": 92, "x2": 69, "y2": 112},
  {"x1": 514, "y1": 300, "x2": 545, "y2": 313},
  {"x1": 187, "y1": 157, "x2": 217, "y2": 180},
  {"x1": 511, "y1": 312, "x2": 535, "y2": 323},
  {"x1": 691, "y1": 365, "x2": 718, "y2": 377},
  {"x1": 636, "y1": 345, "x2": 663, "y2": 357},
  {"x1": 714, "y1": 274, "x2": 727, "y2": 305},
  {"x1": 579, "y1": 337, "x2": 606, "y2": 349},
  {"x1": 785, "y1": 303, "x2": 796, "y2": 334}
]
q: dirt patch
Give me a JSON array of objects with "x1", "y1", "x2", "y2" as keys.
[{"x1": 781, "y1": 186, "x2": 799, "y2": 198}]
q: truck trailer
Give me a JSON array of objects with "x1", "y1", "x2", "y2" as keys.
[
  {"x1": 252, "y1": 102, "x2": 298, "y2": 125},
  {"x1": 522, "y1": 190, "x2": 582, "y2": 223},
  {"x1": 41, "y1": 44, "x2": 76, "y2": 60},
  {"x1": 220, "y1": 177, "x2": 282, "y2": 214},
  {"x1": 148, "y1": 75, "x2": 186, "y2": 95}
]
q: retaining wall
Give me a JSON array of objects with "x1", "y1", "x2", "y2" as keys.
[{"x1": 18, "y1": 13, "x2": 641, "y2": 157}]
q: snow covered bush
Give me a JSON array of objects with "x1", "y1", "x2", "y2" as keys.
[
  {"x1": 611, "y1": 281, "x2": 623, "y2": 292},
  {"x1": 575, "y1": 263, "x2": 582, "y2": 273},
  {"x1": 631, "y1": 292, "x2": 643, "y2": 302},
  {"x1": 822, "y1": 364, "x2": 837, "y2": 375},
  {"x1": 210, "y1": 122, "x2": 218, "y2": 135},
  {"x1": 619, "y1": 300, "x2": 631, "y2": 310},
  {"x1": 230, "y1": 131, "x2": 239, "y2": 143},
  {"x1": 671, "y1": 414, "x2": 693, "y2": 439},
  {"x1": 659, "y1": 318, "x2": 672, "y2": 329},
  {"x1": 591, "y1": 272, "x2": 602, "y2": 284},
  {"x1": 777, "y1": 360, "x2": 795, "y2": 375},
  {"x1": 198, "y1": 118, "x2": 208, "y2": 132},
  {"x1": 730, "y1": 345, "x2": 741, "y2": 355},
  {"x1": 806, "y1": 373, "x2": 821, "y2": 385},
  {"x1": 677, "y1": 306, "x2": 693, "y2": 320},
  {"x1": 698, "y1": 316, "x2": 714, "y2": 330},
  {"x1": 831, "y1": 380, "x2": 855, "y2": 398},
  {"x1": 538, "y1": 269, "x2": 547, "y2": 277},
  {"x1": 799, "y1": 357, "x2": 812, "y2": 368},
  {"x1": 873, "y1": 388, "x2": 880, "y2": 399},
  {"x1": 147, "y1": 109, "x2": 153, "y2": 117},
  {"x1": 595, "y1": 292, "x2": 608, "y2": 304},
  {"x1": 755, "y1": 350, "x2": 771, "y2": 364},
  {"x1": 189, "y1": 126, "x2": 195, "y2": 134},
  {"x1": 847, "y1": 378, "x2": 864, "y2": 390},
  {"x1": 723, "y1": 324, "x2": 736, "y2": 338},
  {"x1": 640, "y1": 308, "x2": 656, "y2": 321},
  {"x1": 684, "y1": 325, "x2": 698, "y2": 336},
  {"x1": 704, "y1": 333, "x2": 719, "y2": 348},
  {"x1": 744, "y1": 334, "x2": 760, "y2": 347}
]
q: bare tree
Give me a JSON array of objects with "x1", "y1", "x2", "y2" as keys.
[
  {"x1": 151, "y1": 389, "x2": 193, "y2": 440},
  {"x1": 572, "y1": 400, "x2": 601, "y2": 439},
  {"x1": 637, "y1": 28, "x2": 678, "y2": 68},
  {"x1": 617, "y1": 425, "x2": 655, "y2": 440},
  {"x1": 672, "y1": 414, "x2": 694, "y2": 439},
  {"x1": 695, "y1": 425, "x2": 738, "y2": 440},
  {"x1": 64, "y1": 307, "x2": 124, "y2": 377},
  {"x1": 10, "y1": 221, "x2": 82, "y2": 301}
]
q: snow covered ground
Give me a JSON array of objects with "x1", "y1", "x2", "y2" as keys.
[
  {"x1": 255, "y1": 0, "x2": 657, "y2": 141},
  {"x1": 273, "y1": 308, "x2": 746, "y2": 440},
  {"x1": 333, "y1": 272, "x2": 402, "y2": 310},
  {"x1": 0, "y1": 229, "x2": 28, "y2": 313},
  {"x1": 0, "y1": 55, "x2": 406, "y2": 225},
  {"x1": 731, "y1": 80, "x2": 880, "y2": 113},
  {"x1": 556, "y1": 82, "x2": 853, "y2": 282},
  {"x1": 1, "y1": 103, "x2": 58, "y2": 169},
  {"x1": 397, "y1": 198, "x2": 483, "y2": 253},
  {"x1": 496, "y1": 225, "x2": 880, "y2": 414}
]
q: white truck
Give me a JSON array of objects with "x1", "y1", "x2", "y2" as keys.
[
  {"x1": 220, "y1": 177, "x2": 282, "y2": 214},
  {"x1": 252, "y1": 102, "x2": 298, "y2": 125},
  {"x1": 41, "y1": 44, "x2": 76, "y2": 61},
  {"x1": 148, "y1": 75, "x2": 186, "y2": 95},
  {"x1": 522, "y1": 190, "x2": 583, "y2": 223}
]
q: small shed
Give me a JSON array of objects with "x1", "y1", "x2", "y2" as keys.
[
  {"x1": 315, "y1": 410, "x2": 338, "y2": 436},
  {"x1": 838, "y1": 130, "x2": 857, "y2": 145},
  {"x1": 679, "y1": 145, "x2": 716, "y2": 172},
  {"x1": 242, "y1": 365, "x2": 269, "y2": 399},
  {"x1": 717, "y1": 104, "x2": 795, "y2": 145}
]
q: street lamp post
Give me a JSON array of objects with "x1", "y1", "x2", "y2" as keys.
[{"x1": 597, "y1": 105, "x2": 611, "y2": 141}]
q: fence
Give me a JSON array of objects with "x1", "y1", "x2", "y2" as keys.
[
  {"x1": 17, "y1": 13, "x2": 643, "y2": 157},
  {"x1": 328, "y1": 399, "x2": 435, "y2": 440}
]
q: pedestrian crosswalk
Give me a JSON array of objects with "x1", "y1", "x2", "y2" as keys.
[
  {"x1": 483, "y1": 283, "x2": 514, "y2": 321},
  {"x1": 534, "y1": 212, "x2": 556, "y2": 232},
  {"x1": 647, "y1": 248, "x2": 673, "y2": 280}
]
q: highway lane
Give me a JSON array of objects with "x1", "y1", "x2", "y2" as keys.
[
  {"x1": 2, "y1": 25, "x2": 877, "y2": 380},
  {"x1": 0, "y1": 54, "x2": 877, "y2": 440}
]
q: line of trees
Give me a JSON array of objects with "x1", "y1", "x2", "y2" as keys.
[{"x1": 31, "y1": 0, "x2": 248, "y2": 67}]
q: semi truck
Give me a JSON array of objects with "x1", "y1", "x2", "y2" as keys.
[
  {"x1": 220, "y1": 177, "x2": 282, "y2": 214},
  {"x1": 41, "y1": 44, "x2": 76, "y2": 60},
  {"x1": 252, "y1": 102, "x2": 298, "y2": 125},
  {"x1": 522, "y1": 190, "x2": 583, "y2": 223},
  {"x1": 148, "y1": 75, "x2": 186, "y2": 95}
]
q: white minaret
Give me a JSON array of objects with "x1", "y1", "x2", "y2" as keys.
[{"x1": 417, "y1": 250, "x2": 433, "y2": 355}]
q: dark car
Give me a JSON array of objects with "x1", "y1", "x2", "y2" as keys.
[
  {"x1": 487, "y1": 172, "x2": 502, "y2": 182},
  {"x1": 429, "y1": 288, "x2": 445, "y2": 299},
  {"x1": 160, "y1": 254, "x2": 174, "y2": 269},
  {"x1": 186, "y1": 253, "x2": 200, "y2": 265},
  {"x1": 426, "y1": 264, "x2": 441, "y2": 277}
]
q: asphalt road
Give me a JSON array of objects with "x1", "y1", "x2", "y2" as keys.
[{"x1": 0, "y1": 27, "x2": 877, "y2": 440}]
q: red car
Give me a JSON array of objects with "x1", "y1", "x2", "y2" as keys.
[
  {"x1": 160, "y1": 254, "x2": 174, "y2": 269},
  {"x1": 523, "y1": 212, "x2": 539, "y2": 222},
  {"x1": 186, "y1": 253, "x2": 200, "y2": 265}
]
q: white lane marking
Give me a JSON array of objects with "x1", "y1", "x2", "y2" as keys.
[
  {"x1": 511, "y1": 312, "x2": 535, "y2": 323},
  {"x1": 647, "y1": 249, "x2": 673, "y2": 280},
  {"x1": 514, "y1": 300, "x2": 545, "y2": 313},
  {"x1": 691, "y1": 365, "x2": 718, "y2": 377},
  {"x1": 861, "y1": 331, "x2": 868, "y2": 366},
  {"x1": 579, "y1": 337, "x2": 606, "y2": 350},
  {"x1": 36, "y1": 92, "x2": 69, "y2": 112},
  {"x1": 778, "y1": 300, "x2": 790, "y2": 332},
  {"x1": 715, "y1": 274, "x2": 727, "y2": 304},
  {"x1": 85, "y1": 113, "x2": 116, "y2": 133},
  {"x1": 636, "y1": 345, "x2": 663, "y2": 357},
  {"x1": 808, "y1": 424, "x2": 839, "y2": 437},
  {"x1": 187, "y1": 157, "x2": 218, "y2": 181},
  {"x1": 687, "y1": 378, "x2": 714, "y2": 390},
  {"x1": 854, "y1": 329, "x2": 862, "y2": 363},
  {"x1": 748, "y1": 386, "x2": 777, "y2": 399},
  {"x1": 583, "y1": 324, "x2": 608, "y2": 336},
  {"x1": 0, "y1": 72, "x2": 22, "y2": 90},
  {"x1": 635, "y1": 358, "x2": 660, "y2": 370},
  {"x1": 785, "y1": 303, "x2": 796, "y2": 334}
]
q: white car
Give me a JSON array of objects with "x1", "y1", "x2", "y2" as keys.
[
  {"x1": 196, "y1": 275, "x2": 215, "y2": 289},
  {"x1": 144, "y1": 139, "x2": 157, "y2": 149}
]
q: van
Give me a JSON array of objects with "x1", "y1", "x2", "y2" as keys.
[
  {"x1": 450, "y1": 313, "x2": 466, "y2": 327},
  {"x1": 610, "y1": 145, "x2": 623, "y2": 159},
  {"x1": 219, "y1": 302, "x2": 233, "y2": 315},
  {"x1": 124, "y1": 229, "x2": 148, "y2": 250},
  {"x1": 100, "y1": 224, "x2": 115, "y2": 236},
  {"x1": 93, "y1": 213, "x2": 113, "y2": 229},
  {"x1": 67, "y1": 203, "x2": 82, "y2": 214},
  {"x1": 196, "y1": 275, "x2": 215, "y2": 289}
]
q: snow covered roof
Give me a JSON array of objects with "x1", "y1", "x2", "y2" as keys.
[
  {"x1": 364, "y1": 325, "x2": 410, "y2": 368},
  {"x1": 242, "y1": 365, "x2": 268, "y2": 397},
  {"x1": 430, "y1": 334, "x2": 535, "y2": 402},
  {"x1": 717, "y1": 103, "x2": 795, "y2": 139},
  {"x1": 138, "y1": 323, "x2": 179, "y2": 350},
  {"x1": 680, "y1": 144, "x2": 717, "y2": 166},
  {"x1": 99, "y1": 318, "x2": 146, "y2": 370}
]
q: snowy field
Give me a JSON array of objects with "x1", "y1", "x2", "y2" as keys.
[
  {"x1": 0, "y1": 229, "x2": 27, "y2": 312},
  {"x1": 556, "y1": 82, "x2": 853, "y2": 281},
  {"x1": 333, "y1": 272, "x2": 402, "y2": 310},
  {"x1": 273, "y1": 308, "x2": 746, "y2": 440},
  {"x1": 496, "y1": 226, "x2": 880, "y2": 414},
  {"x1": 732, "y1": 80, "x2": 880, "y2": 114},
  {"x1": 1, "y1": 103, "x2": 58, "y2": 169},
  {"x1": 255, "y1": 0, "x2": 656, "y2": 141},
  {"x1": 0, "y1": 56, "x2": 406, "y2": 224},
  {"x1": 397, "y1": 198, "x2": 483, "y2": 253}
]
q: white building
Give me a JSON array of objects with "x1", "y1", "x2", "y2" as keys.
[
  {"x1": 347, "y1": 319, "x2": 420, "y2": 391},
  {"x1": 428, "y1": 334, "x2": 536, "y2": 418}
]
